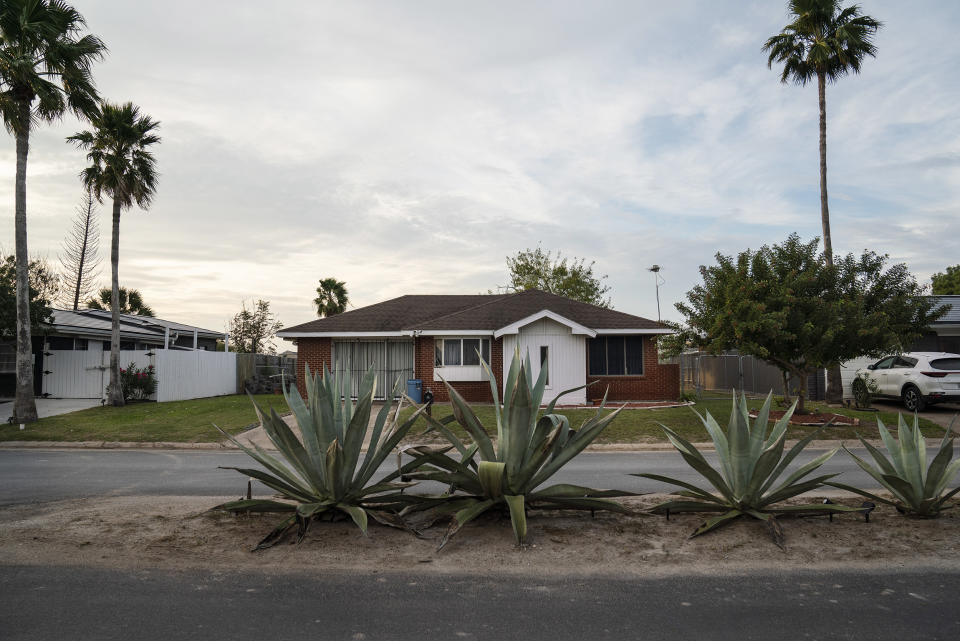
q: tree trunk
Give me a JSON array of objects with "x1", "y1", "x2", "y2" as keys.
[
  {"x1": 781, "y1": 371, "x2": 792, "y2": 403},
  {"x1": 107, "y1": 197, "x2": 124, "y2": 406},
  {"x1": 818, "y1": 70, "x2": 832, "y2": 266},
  {"x1": 819, "y1": 70, "x2": 844, "y2": 404},
  {"x1": 13, "y1": 104, "x2": 39, "y2": 423}
]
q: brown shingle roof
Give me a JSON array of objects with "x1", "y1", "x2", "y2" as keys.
[
  {"x1": 280, "y1": 290, "x2": 667, "y2": 336},
  {"x1": 279, "y1": 294, "x2": 507, "y2": 334}
]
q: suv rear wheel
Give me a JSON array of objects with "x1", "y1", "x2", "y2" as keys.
[{"x1": 902, "y1": 385, "x2": 926, "y2": 413}]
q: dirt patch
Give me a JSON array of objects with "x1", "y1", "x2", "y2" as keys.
[
  {"x1": 750, "y1": 410, "x2": 859, "y2": 427},
  {"x1": 3, "y1": 494, "x2": 958, "y2": 577}
]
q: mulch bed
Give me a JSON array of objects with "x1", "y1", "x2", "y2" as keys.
[{"x1": 749, "y1": 410, "x2": 859, "y2": 427}]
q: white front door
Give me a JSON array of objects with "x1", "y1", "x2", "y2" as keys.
[{"x1": 508, "y1": 318, "x2": 586, "y2": 405}]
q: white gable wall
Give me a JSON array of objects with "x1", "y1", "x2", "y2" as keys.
[{"x1": 502, "y1": 317, "x2": 586, "y2": 405}]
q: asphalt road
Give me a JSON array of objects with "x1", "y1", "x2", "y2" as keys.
[
  {"x1": 0, "y1": 447, "x2": 917, "y2": 506},
  {"x1": 2, "y1": 565, "x2": 958, "y2": 641}
]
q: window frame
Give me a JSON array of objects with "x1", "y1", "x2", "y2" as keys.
[
  {"x1": 435, "y1": 337, "x2": 491, "y2": 367},
  {"x1": 588, "y1": 335, "x2": 645, "y2": 377}
]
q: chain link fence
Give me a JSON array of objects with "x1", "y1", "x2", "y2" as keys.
[{"x1": 673, "y1": 351, "x2": 825, "y2": 400}]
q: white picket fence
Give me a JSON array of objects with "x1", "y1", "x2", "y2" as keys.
[{"x1": 42, "y1": 346, "x2": 237, "y2": 402}]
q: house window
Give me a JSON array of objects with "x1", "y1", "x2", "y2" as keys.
[
  {"x1": 588, "y1": 336, "x2": 644, "y2": 376},
  {"x1": 540, "y1": 345, "x2": 549, "y2": 385},
  {"x1": 74, "y1": 338, "x2": 89, "y2": 351},
  {"x1": 435, "y1": 338, "x2": 491, "y2": 366},
  {"x1": 47, "y1": 337, "x2": 75, "y2": 350}
]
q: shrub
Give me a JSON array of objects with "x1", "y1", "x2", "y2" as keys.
[
  {"x1": 213, "y1": 363, "x2": 427, "y2": 550},
  {"x1": 634, "y1": 392, "x2": 862, "y2": 548},
  {"x1": 115, "y1": 362, "x2": 157, "y2": 401},
  {"x1": 828, "y1": 414, "x2": 960, "y2": 517},
  {"x1": 405, "y1": 350, "x2": 636, "y2": 549}
]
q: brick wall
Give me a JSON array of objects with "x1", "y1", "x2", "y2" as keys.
[
  {"x1": 415, "y1": 336, "x2": 504, "y2": 403},
  {"x1": 295, "y1": 337, "x2": 332, "y2": 395},
  {"x1": 586, "y1": 336, "x2": 680, "y2": 402}
]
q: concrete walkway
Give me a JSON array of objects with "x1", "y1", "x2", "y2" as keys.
[{"x1": 0, "y1": 398, "x2": 102, "y2": 424}]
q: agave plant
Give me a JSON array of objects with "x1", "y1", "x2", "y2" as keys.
[
  {"x1": 634, "y1": 392, "x2": 861, "y2": 548},
  {"x1": 405, "y1": 350, "x2": 636, "y2": 549},
  {"x1": 827, "y1": 414, "x2": 959, "y2": 517},
  {"x1": 213, "y1": 364, "x2": 427, "y2": 549}
]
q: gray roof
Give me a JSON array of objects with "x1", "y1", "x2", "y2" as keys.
[
  {"x1": 48, "y1": 309, "x2": 223, "y2": 341},
  {"x1": 931, "y1": 296, "x2": 960, "y2": 324},
  {"x1": 280, "y1": 289, "x2": 667, "y2": 336}
]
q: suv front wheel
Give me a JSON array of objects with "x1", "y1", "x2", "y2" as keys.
[{"x1": 902, "y1": 385, "x2": 926, "y2": 413}]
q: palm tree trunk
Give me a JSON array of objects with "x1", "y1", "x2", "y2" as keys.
[
  {"x1": 818, "y1": 70, "x2": 832, "y2": 266},
  {"x1": 819, "y1": 70, "x2": 844, "y2": 404},
  {"x1": 13, "y1": 104, "x2": 38, "y2": 423},
  {"x1": 107, "y1": 197, "x2": 124, "y2": 406}
]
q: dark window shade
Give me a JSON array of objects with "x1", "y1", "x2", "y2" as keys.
[
  {"x1": 606, "y1": 337, "x2": 625, "y2": 375},
  {"x1": 625, "y1": 337, "x2": 644, "y2": 375},
  {"x1": 463, "y1": 339, "x2": 481, "y2": 365},
  {"x1": 74, "y1": 338, "x2": 89, "y2": 351},
  {"x1": 481, "y1": 339, "x2": 490, "y2": 364},
  {"x1": 588, "y1": 338, "x2": 606, "y2": 375},
  {"x1": 435, "y1": 344, "x2": 442, "y2": 367}
]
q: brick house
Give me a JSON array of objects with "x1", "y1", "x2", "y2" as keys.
[{"x1": 278, "y1": 289, "x2": 678, "y2": 404}]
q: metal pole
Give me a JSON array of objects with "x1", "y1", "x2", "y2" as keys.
[{"x1": 648, "y1": 265, "x2": 662, "y2": 323}]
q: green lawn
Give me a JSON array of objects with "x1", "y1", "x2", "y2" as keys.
[
  {"x1": 399, "y1": 396, "x2": 945, "y2": 445},
  {"x1": 0, "y1": 394, "x2": 290, "y2": 443}
]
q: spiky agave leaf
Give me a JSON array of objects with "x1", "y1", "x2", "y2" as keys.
[
  {"x1": 408, "y1": 348, "x2": 639, "y2": 549},
  {"x1": 827, "y1": 413, "x2": 960, "y2": 517},
  {"x1": 212, "y1": 362, "x2": 429, "y2": 549},
  {"x1": 635, "y1": 391, "x2": 862, "y2": 546}
]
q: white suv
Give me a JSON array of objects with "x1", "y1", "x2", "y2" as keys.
[{"x1": 854, "y1": 352, "x2": 960, "y2": 412}]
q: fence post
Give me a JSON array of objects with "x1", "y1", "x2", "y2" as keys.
[{"x1": 738, "y1": 354, "x2": 744, "y2": 395}]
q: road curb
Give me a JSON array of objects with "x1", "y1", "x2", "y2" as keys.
[{"x1": 0, "y1": 438, "x2": 867, "y2": 453}]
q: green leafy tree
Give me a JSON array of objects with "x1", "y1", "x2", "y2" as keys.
[
  {"x1": 229, "y1": 299, "x2": 283, "y2": 354},
  {"x1": 0, "y1": 254, "x2": 58, "y2": 339},
  {"x1": 505, "y1": 246, "x2": 612, "y2": 308},
  {"x1": 1, "y1": 0, "x2": 106, "y2": 422},
  {"x1": 86, "y1": 286, "x2": 154, "y2": 316},
  {"x1": 932, "y1": 265, "x2": 960, "y2": 296},
  {"x1": 675, "y1": 234, "x2": 944, "y2": 413},
  {"x1": 314, "y1": 277, "x2": 348, "y2": 317},
  {"x1": 69, "y1": 102, "x2": 161, "y2": 407}
]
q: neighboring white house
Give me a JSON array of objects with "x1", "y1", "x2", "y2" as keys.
[{"x1": 15, "y1": 309, "x2": 236, "y2": 402}]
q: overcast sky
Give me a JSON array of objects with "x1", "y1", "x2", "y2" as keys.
[{"x1": 2, "y1": 0, "x2": 958, "y2": 340}]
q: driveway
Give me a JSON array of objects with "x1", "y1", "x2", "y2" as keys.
[
  {"x1": 871, "y1": 399, "x2": 960, "y2": 430},
  {"x1": 0, "y1": 398, "x2": 102, "y2": 424}
]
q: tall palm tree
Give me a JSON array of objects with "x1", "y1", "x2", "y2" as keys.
[
  {"x1": 314, "y1": 277, "x2": 348, "y2": 317},
  {"x1": 86, "y1": 286, "x2": 154, "y2": 316},
  {"x1": 69, "y1": 102, "x2": 160, "y2": 406},
  {"x1": 763, "y1": 0, "x2": 881, "y2": 266},
  {"x1": 0, "y1": 0, "x2": 105, "y2": 422},
  {"x1": 764, "y1": 1, "x2": 881, "y2": 403}
]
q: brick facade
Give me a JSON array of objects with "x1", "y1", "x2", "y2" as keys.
[
  {"x1": 415, "y1": 336, "x2": 504, "y2": 403},
  {"x1": 586, "y1": 336, "x2": 680, "y2": 402},
  {"x1": 296, "y1": 335, "x2": 677, "y2": 403},
  {"x1": 295, "y1": 337, "x2": 332, "y2": 394}
]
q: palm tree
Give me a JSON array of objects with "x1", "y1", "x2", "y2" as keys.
[
  {"x1": 314, "y1": 277, "x2": 348, "y2": 317},
  {"x1": 0, "y1": 0, "x2": 105, "y2": 422},
  {"x1": 69, "y1": 102, "x2": 160, "y2": 406},
  {"x1": 764, "y1": 1, "x2": 881, "y2": 403},
  {"x1": 86, "y1": 286, "x2": 154, "y2": 316},
  {"x1": 763, "y1": 0, "x2": 881, "y2": 266}
]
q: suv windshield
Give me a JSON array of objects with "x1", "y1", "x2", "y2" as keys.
[{"x1": 929, "y1": 358, "x2": 960, "y2": 371}]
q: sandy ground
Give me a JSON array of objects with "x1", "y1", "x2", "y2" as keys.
[{"x1": 3, "y1": 494, "x2": 959, "y2": 578}]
